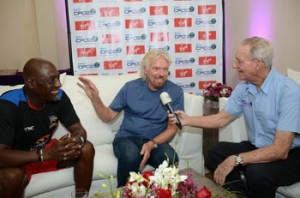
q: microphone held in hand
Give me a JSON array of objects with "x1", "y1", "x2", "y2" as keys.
[{"x1": 160, "y1": 92, "x2": 182, "y2": 129}]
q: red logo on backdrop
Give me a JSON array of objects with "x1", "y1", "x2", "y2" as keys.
[
  {"x1": 100, "y1": 7, "x2": 120, "y2": 17},
  {"x1": 175, "y1": 69, "x2": 193, "y2": 78},
  {"x1": 175, "y1": 44, "x2": 192, "y2": 53},
  {"x1": 128, "y1": 71, "x2": 138, "y2": 74},
  {"x1": 103, "y1": 60, "x2": 123, "y2": 70},
  {"x1": 77, "y1": 48, "x2": 97, "y2": 57},
  {"x1": 174, "y1": 18, "x2": 192, "y2": 27},
  {"x1": 125, "y1": 19, "x2": 144, "y2": 29},
  {"x1": 73, "y1": 0, "x2": 92, "y2": 3},
  {"x1": 102, "y1": 34, "x2": 121, "y2": 44},
  {"x1": 75, "y1": 21, "x2": 94, "y2": 30},
  {"x1": 199, "y1": 80, "x2": 216, "y2": 89},
  {"x1": 198, "y1": 31, "x2": 217, "y2": 40},
  {"x1": 80, "y1": 73, "x2": 98, "y2": 76},
  {"x1": 149, "y1": 6, "x2": 168, "y2": 15},
  {"x1": 199, "y1": 56, "x2": 217, "y2": 65},
  {"x1": 198, "y1": 5, "x2": 217, "y2": 14},
  {"x1": 150, "y1": 32, "x2": 169, "y2": 42},
  {"x1": 126, "y1": 45, "x2": 145, "y2": 55}
]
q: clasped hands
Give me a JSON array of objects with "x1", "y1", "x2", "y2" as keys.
[{"x1": 44, "y1": 134, "x2": 83, "y2": 162}]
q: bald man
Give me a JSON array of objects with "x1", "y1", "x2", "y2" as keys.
[{"x1": 0, "y1": 58, "x2": 94, "y2": 198}]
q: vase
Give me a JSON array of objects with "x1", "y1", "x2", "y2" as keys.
[
  {"x1": 204, "y1": 99, "x2": 219, "y2": 110},
  {"x1": 209, "y1": 100, "x2": 219, "y2": 109},
  {"x1": 202, "y1": 99, "x2": 219, "y2": 171}
]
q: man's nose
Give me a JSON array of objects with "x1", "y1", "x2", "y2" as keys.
[
  {"x1": 54, "y1": 79, "x2": 62, "y2": 88},
  {"x1": 232, "y1": 61, "x2": 239, "y2": 69}
]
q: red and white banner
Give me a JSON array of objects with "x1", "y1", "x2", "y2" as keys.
[{"x1": 66, "y1": 0, "x2": 223, "y2": 95}]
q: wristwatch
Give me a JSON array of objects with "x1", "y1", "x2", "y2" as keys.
[{"x1": 234, "y1": 154, "x2": 243, "y2": 166}]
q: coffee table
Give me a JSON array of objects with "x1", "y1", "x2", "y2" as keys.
[
  {"x1": 179, "y1": 168, "x2": 237, "y2": 197},
  {"x1": 95, "y1": 168, "x2": 236, "y2": 198}
]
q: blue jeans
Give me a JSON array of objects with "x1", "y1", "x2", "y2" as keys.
[{"x1": 113, "y1": 136, "x2": 179, "y2": 187}]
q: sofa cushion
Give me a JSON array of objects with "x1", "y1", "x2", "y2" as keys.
[
  {"x1": 276, "y1": 182, "x2": 300, "y2": 198},
  {"x1": 275, "y1": 68, "x2": 300, "y2": 197},
  {"x1": 25, "y1": 144, "x2": 118, "y2": 197},
  {"x1": 172, "y1": 93, "x2": 205, "y2": 174},
  {"x1": 287, "y1": 68, "x2": 300, "y2": 85},
  {"x1": 0, "y1": 84, "x2": 23, "y2": 95},
  {"x1": 59, "y1": 73, "x2": 140, "y2": 145},
  {"x1": 218, "y1": 97, "x2": 248, "y2": 142},
  {"x1": 0, "y1": 73, "x2": 66, "y2": 95}
]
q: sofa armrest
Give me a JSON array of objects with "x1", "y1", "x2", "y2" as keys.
[
  {"x1": 170, "y1": 93, "x2": 205, "y2": 175},
  {"x1": 218, "y1": 97, "x2": 248, "y2": 142}
]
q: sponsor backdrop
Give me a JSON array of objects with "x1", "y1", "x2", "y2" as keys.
[{"x1": 66, "y1": 0, "x2": 224, "y2": 95}]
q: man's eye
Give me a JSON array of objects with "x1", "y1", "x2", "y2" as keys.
[{"x1": 48, "y1": 78, "x2": 59, "y2": 84}]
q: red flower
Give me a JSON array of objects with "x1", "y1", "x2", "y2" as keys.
[
  {"x1": 203, "y1": 82, "x2": 232, "y2": 102},
  {"x1": 142, "y1": 170, "x2": 154, "y2": 180},
  {"x1": 157, "y1": 188, "x2": 172, "y2": 198},
  {"x1": 196, "y1": 186, "x2": 212, "y2": 198},
  {"x1": 142, "y1": 170, "x2": 153, "y2": 186}
]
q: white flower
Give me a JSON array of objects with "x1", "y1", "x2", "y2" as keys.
[
  {"x1": 125, "y1": 160, "x2": 188, "y2": 197},
  {"x1": 128, "y1": 172, "x2": 146, "y2": 183},
  {"x1": 211, "y1": 82, "x2": 217, "y2": 88},
  {"x1": 129, "y1": 182, "x2": 147, "y2": 197},
  {"x1": 220, "y1": 88, "x2": 227, "y2": 95},
  {"x1": 149, "y1": 160, "x2": 187, "y2": 195}
]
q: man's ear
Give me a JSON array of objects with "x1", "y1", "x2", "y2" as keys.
[
  {"x1": 25, "y1": 77, "x2": 35, "y2": 89},
  {"x1": 255, "y1": 58, "x2": 264, "y2": 70}
]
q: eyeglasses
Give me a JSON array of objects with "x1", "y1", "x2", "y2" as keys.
[{"x1": 233, "y1": 58, "x2": 256, "y2": 66}]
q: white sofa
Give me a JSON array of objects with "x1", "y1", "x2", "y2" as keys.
[
  {"x1": 218, "y1": 67, "x2": 300, "y2": 198},
  {"x1": 0, "y1": 73, "x2": 205, "y2": 197}
]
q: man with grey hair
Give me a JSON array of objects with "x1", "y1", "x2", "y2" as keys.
[
  {"x1": 78, "y1": 50, "x2": 183, "y2": 187},
  {"x1": 169, "y1": 37, "x2": 300, "y2": 197}
]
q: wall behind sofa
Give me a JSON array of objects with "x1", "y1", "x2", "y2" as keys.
[{"x1": 0, "y1": 0, "x2": 299, "y2": 87}]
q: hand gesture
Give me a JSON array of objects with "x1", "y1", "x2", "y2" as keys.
[{"x1": 77, "y1": 77, "x2": 100, "y2": 101}]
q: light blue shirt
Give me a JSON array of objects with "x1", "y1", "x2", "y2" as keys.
[{"x1": 225, "y1": 69, "x2": 300, "y2": 148}]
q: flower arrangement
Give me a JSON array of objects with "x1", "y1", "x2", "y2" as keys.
[
  {"x1": 203, "y1": 82, "x2": 233, "y2": 102},
  {"x1": 122, "y1": 160, "x2": 212, "y2": 198},
  {"x1": 93, "y1": 160, "x2": 236, "y2": 198}
]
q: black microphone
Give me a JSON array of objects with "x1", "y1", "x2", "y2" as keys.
[{"x1": 160, "y1": 92, "x2": 182, "y2": 129}]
